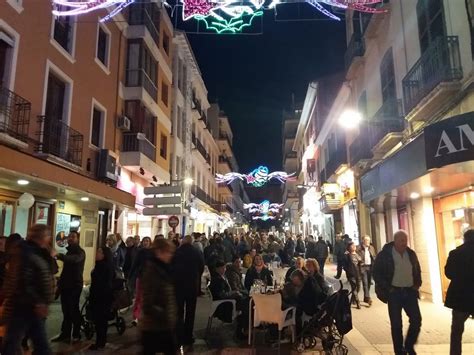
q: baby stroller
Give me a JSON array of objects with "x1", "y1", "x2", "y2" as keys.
[
  {"x1": 80, "y1": 277, "x2": 133, "y2": 340},
  {"x1": 294, "y1": 282, "x2": 352, "y2": 354}
]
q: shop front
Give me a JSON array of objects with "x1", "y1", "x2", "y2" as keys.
[{"x1": 360, "y1": 112, "x2": 474, "y2": 302}]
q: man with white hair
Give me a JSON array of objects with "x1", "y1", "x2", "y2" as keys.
[
  {"x1": 357, "y1": 235, "x2": 376, "y2": 306},
  {"x1": 373, "y1": 230, "x2": 422, "y2": 355}
]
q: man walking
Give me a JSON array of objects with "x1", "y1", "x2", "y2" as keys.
[
  {"x1": 314, "y1": 236, "x2": 329, "y2": 275},
  {"x1": 52, "y1": 231, "x2": 86, "y2": 343},
  {"x1": 444, "y1": 229, "x2": 474, "y2": 355},
  {"x1": 357, "y1": 235, "x2": 376, "y2": 306},
  {"x1": 172, "y1": 235, "x2": 205, "y2": 347},
  {"x1": 373, "y1": 230, "x2": 422, "y2": 355},
  {"x1": 2, "y1": 224, "x2": 56, "y2": 354},
  {"x1": 333, "y1": 234, "x2": 346, "y2": 279}
]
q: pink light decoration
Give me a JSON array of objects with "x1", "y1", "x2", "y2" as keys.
[
  {"x1": 52, "y1": 0, "x2": 135, "y2": 22},
  {"x1": 181, "y1": 0, "x2": 215, "y2": 21}
]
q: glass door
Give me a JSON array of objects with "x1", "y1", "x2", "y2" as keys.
[{"x1": 0, "y1": 202, "x2": 14, "y2": 236}]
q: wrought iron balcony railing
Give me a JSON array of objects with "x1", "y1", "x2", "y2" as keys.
[
  {"x1": 192, "y1": 134, "x2": 210, "y2": 164},
  {"x1": 125, "y1": 68, "x2": 158, "y2": 101},
  {"x1": 402, "y1": 36, "x2": 463, "y2": 114},
  {"x1": 36, "y1": 116, "x2": 83, "y2": 167},
  {"x1": 219, "y1": 131, "x2": 232, "y2": 147},
  {"x1": 192, "y1": 185, "x2": 220, "y2": 207},
  {"x1": 122, "y1": 132, "x2": 156, "y2": 161},
  {"x1": 128, "y1": 2, "x2": 160, "y2": 44},
  {"x1": 344, "y1": 32, "x2": 365, "y2": 71},
  {"x1": 325, "y1": 148, "x2": 347, "y2": 179},
  {"x1": 0, "y1": 86, "x2": 31, "y2": 142}
]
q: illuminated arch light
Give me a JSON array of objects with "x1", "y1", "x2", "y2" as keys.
[
  {"x1": 216, "y1": 166, "x2": 295, "y2": 187},
  {"x1": 244, "y1": 200, "x2": 283, "y2": 214},
  {"x1": 195, "y1": 11, "x2": 263, "y2": 34},
  {"x1": 52, "y1": 0, "x2": 135, "y2": 22}
]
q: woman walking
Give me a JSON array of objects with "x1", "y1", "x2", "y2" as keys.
[
  {"x1": 88, "y1": 247, "x2": 114, "y2": 350},
  {"x1": 140, "y1": 239, "x2": 178, "y2": 355},
  {"x1": 344, "y1": 242, "x2": 362, "y2": 309}
]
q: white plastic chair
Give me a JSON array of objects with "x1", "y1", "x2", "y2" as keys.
[
  {"x1": 252, "y1": 293, "x2": 296, "y2": 352},
  {"x1": 205, "y1": 291, "x2": 238, "y2": 340}
]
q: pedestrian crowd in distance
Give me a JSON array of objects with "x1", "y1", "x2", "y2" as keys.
[{"x1": 0, "y1": 227, "x2": 472, "y2": 355}]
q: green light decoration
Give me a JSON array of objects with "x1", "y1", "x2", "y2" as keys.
[{"x1": 195, "y1": 11, "x2": 263, "y2": 34}]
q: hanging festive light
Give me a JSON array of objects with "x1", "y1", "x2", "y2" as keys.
[
  {"x1": 52, "y1": 0, "x2": 135, "y2": 22},
  {"x1": 253, "y1": 215, "x2": 277, "y2": 221},
  {"x1": 216, "y1": 166, "x2": 295, "y2": 187},
  {"x1": 244, "y1": 200, "x2": 283, "y2": 214}
]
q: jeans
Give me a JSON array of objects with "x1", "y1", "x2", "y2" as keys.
[
  {"x1": 387, "y1": 287, "x2": 422, "y2": 355},
  {"x1": 176, "y1": 289, "x2": 198, "y2": 345},
  {"x1": 335, "y1": 258, "x2": 344, "y2": 278},
  {"x1": 450, "y1": 309, "x2": 470, "y2": 355},
  {"x1": 2, "y1": 311, "x2": 51, "y2": 355},
  {"x1": 94, "y1": 310, "x2": 110, "y2": 348},
  {"x1": 361, "y1": 265, "x2": 373, "y2": 301},
  {"x1": 60, "y1": 286, "x2": 82, "y2": 338},
  {"x1": 348, "y1": 277, "x2": 361, "y2": 305},
  {"x1": 316, "y1": 258, "x2": 326, "y2": 275}
]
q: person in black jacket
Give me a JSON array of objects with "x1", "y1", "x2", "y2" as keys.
[
  {"x1": 244, "y1": 254, "x2": 273, "y2": 291},
  {"x1": 87, "y1": 247, "x2": 114, "y2": 350},
  {"x1": 52, "y1": 231, "x2": 86, "y2": 343},
  {"x1": 2, "y1": 224, "x2": 56, "y2": 355},
  {"x1": 314, "y1": 236, "x2": 329, "y2": 275},
  {"x1": 444, "y1": 229, "x2": 474, "y2": 355},
  {"x1": 122, "y1": 236, "x2": 138, "y2": 281},
  {"x1": 304, "y1": 235, "x2": 317, "y2": 259},
  {"x1": 172, "y1": 235, "x2": 205, "y2": 346},
  {"x1": 225, "y1": 256, "x2": 246, "y2": 294},
  {"x1": 373, "y1": 230, "x2": 422, "y2": 355},
  {"x1": 295, "y1": 234, "x2": 306, "y2": 257}
]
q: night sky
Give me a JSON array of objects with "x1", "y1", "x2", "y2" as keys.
[{"x1": 184, "y1": 5, "x2": 347, "y2": 172}]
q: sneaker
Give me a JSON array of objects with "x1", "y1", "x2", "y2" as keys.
[{"x1": 50, "y1": 334, "x2": 71, "y2": 343}]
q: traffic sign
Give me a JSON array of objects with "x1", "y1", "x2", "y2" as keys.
[{"x1": 168, "y1": 216, "x2": 179, "y2": 230}]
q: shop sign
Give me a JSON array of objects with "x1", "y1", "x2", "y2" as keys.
[{"x1": 425, "y1": 112, "x2": 474, "y2": 169}]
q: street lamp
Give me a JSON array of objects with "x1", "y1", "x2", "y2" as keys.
[
  {"x1": 338, "y1": 109, "x2": 362, "y2": 129},
  {"x1": 183, "y1": 177, "x2": 194, "y2": 186}
]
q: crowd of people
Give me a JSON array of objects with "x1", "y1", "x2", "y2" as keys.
[{"x1": 0, "y1": 226, "x2": 472, "y2": 355}]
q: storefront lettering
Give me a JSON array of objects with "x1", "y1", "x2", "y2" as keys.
[{"x1": 435, "y1": 124, "x2": 474, "y2": 157}]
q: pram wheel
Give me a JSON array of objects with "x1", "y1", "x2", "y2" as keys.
[
  {"x1": 116, "y1": 316, "x2": 126, "y2": 335},
  {"x1": 303, "y1": 336, "x2": 317, "y2": 349},
  {"x1": 333, "y1": 344, "x2": 349, "y2": 355},
  {"x1": 82, "y1": 319, "x2": 94, "y2": 340},
  {"x1": 295, "y1": 341, "x2": 306, "y2": 353}
]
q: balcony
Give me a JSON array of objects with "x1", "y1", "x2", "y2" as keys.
[
  {"x1": 199, "y1": 111, "x2": 208, "y2": 129},
  {"x1": 218, "y1": 131, "x2": 233, "y2": 155},
  {"x1": 344, "y1": 32, "x2": 365, "y2": 79},
  {"x1": 125, "y1": 68, "x2": 158, "y2": 101},
  {"x1": 191, "y1": 93, "x2": 202, "y2": 119},
  {"x1": 218, "y1": 155, "x2": 232, "y2": 174},
  {"x1": 122, "y1": 132, "x2": 156, "y2": 161},
  {"x1": 192, "y1": 185, "x2": 220, "y2": 207},
  {"x1": 192, "y1": 134, "x2": 210, "y2": 165},
  {"x1": 402, "y1": 36, "x2": 463, "y2": 121},
  {"x1": 319, "y1": 194, "x2": 342, "y2": 214},
  {"x1": 350, "y1": 99, "x2": 405, "y2": 167},
  {"x1": 0, "y1": 87, "x2": 31, "y2": 148},
  {"x1": 128, "y1": 2, "x2": 160, "y2": 45},
  {"x1": 36, "y1": 116, "x2": 83, "y2": 168},
  {"x1": 325, "y1": 148, "x2": 347, "y2": 180}
]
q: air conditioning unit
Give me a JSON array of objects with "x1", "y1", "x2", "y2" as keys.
[
  {"x1": 117, "y1": 115, "x2": 131, "y2": 131},
  {"x1": 97, "y1": 149, "x2": 118, "y2": 183}
]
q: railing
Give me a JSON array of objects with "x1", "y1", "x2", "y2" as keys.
[
  {"x1": 320, "y1": 194, "x2": 342, "y2": 213},
  {"x1": 349, "y1": 126, "x2": 372, "y2": 166},
  {"x1": 402, "y1": 36, "x2": 463, "y2": 114},
  {"x1": 344, "y1": 32, "x2": 365, "y2": 71},
  {"x1": 219, "y1": 155, "x2": 231, "y2": 166},
  {"x1": 126, "y1": 68, "x2": 158, "y2": 101},
  {"x1": 192, "y1": 134, "x2": 210, "y2": 164},
  {"x1": 325, "y1": 148, "x2": 347, "y2": 179},
  {"x1": 192, "y1": 185, "x2": 220, "y2": 207},
  {"x1": 192, "y1": 93, "x2": 202, "y2": 114},
  {"x1": 369, "y1": 98, "x2": 405, "y2": 146},
  {"x1": 0, "y1": 86, "x2": 31, "y2": 142},
  {"x1": 319, "y1": 168, "x2": 326, "y2": 185},
  {"x1": 122, "y1": 132, "x2": 156, "y2": 161},
  {"x1": 285, "y1": 152, "x2": 297, "y2": 159},
  {"x1": 36, "y1": 116, "x2": 83, "y2": 167},
  {"x1": 219, "y1": 131, "x2": 232, "y2": 147},
  {"x1": 128, "y1": 2, "x2": 160, "y2": 44}
]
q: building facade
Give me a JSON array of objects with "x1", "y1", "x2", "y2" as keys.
[{"x1": 341, "y1": 0, "x2": 474, "y2": 303}]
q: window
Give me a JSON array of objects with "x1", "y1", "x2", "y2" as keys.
[
  {"x1": 161, "y1": 81, "x2": 169, "y2": 106},
  {"x1": 53, "y1": 8, "x2": 74, "y2": 54},
  {"x1": 91, "y1": 107, "x2": 104, "y2": 148},
  {"x1": 176, "y1": 106, "x2": 182, "y2": 141},
  {"x1": 96, "y1": 26, "x2": 110, "y2": 67},
  {"x1": 181, "y1": 109, "x2": 186, "y2": 142},
  {"x1": 125, "y1": 100, "x2": 156, "y2": 144},
  {"x1": 417, "y1": 0, "x2": 445, "y2": 53},
  {"x1": 160, "y1": 134, "x2": 167, "y2": 159},
  {"x1": 358, "y1": 91, "x2": 368, "y2": 119},
  {"x1": 380, "y1": 48, "x2": 396, "y2": 103},
  {"x1": 162, "y1": 32, "x2": 170, "y2": 55},
  {"x1": 45, "y1": 73, "x2": 66, "y2": 121},
  {"x1": 0, "y1": 32, "x2": 14, "y2": 88},
  {"x1": 126, "y1": 40, "x2": 158, "y2": 100}
]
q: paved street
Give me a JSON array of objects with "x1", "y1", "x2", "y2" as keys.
[{"x1": 41, "y1": 264, "x2": 474, "y2": 354}]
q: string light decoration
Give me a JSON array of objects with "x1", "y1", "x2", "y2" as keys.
[
  {"x1": 52, "y1": 0, "x2": 135, "y2": 22},
  {"x1": 244, "y1": 200, "x2": 283, "y2": 214},
  {"x1": 253, "y1": 215, "x2": 276, "y2": 221},
  {"x1": 216, "y1": 166, "x2": 295, "y2": 187}
]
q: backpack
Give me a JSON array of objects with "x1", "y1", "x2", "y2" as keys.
[{"x1": 334, "y1": 289, "x2": 353, "y2": 335}]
